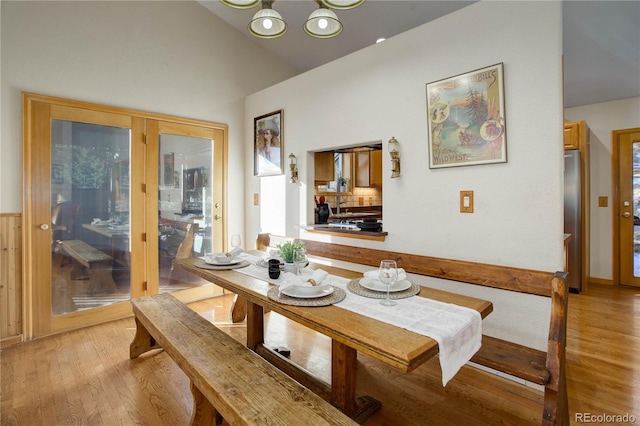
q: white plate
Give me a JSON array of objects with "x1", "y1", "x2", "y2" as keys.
[
  {"x1": 281, "y1": 285, "x2": 334, "y2": 299},
  {"x1": 205, "y1": 257, "x2": 244, "y2": 266},
  {"x1": 360, "y1": 277, "x2": 411, "y2": 292}
]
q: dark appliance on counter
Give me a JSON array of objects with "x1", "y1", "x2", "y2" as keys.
[
  {"x1": 564, "y1": 149, "x2": 581, "y2": 293},
  {"x1": 357, "y1": 218, "x2": 382, "y2": 232},
  {"x1": 317, "y1": 203, "x2": 330, "y2": 224}
]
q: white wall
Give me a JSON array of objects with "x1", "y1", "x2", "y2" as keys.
[
  {"x1": 565, "y1": 96, "x2": 640, "y2": 281},
  {"x1": 246, "y1": 1, "x2": 565, "y2": 273},
  {"x1": 0, "y1": 0, "x2": 297, "y2": 240}
]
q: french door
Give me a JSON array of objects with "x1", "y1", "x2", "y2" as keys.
[
  {"x1": 145, "y1": 120, "x2": 226, "y2": 298},
  {"x1": 23, "y1": 93, "x2": 227, "y2": 338},
  {"x1": 614, "y1": 128, "x2": 640, "y2": 287}
]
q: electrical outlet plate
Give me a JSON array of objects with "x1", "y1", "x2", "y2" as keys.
[{"x1": 460, "y1": 190, "x2": 474, "y2": 213}]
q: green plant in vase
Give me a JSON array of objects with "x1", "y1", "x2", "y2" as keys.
[{"x1": 276, "y1": 241, "x2": 304, "y2": 264}]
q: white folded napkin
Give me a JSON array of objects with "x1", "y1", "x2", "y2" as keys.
[
  {"x1": 363, "y1": 268, "x2": 407, "y2": 282},
  {"x1": 278, "y1": 269, "x2": 329, "y2": 295},
  {"x1": 214, "y1": 247, "x2": 244, "y2": 262},
  {"x1": 268, "y1": 248, "x2": 280, "y2": 258}
]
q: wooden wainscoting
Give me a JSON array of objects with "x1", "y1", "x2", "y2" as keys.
[{"x1": 1, "y1": 213, "x2": 23, "y2": 346}]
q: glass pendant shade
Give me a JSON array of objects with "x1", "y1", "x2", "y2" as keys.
[
  {"x1": 304, "y1": 8, "x2": 342, "y2": 38},
  {"x1": 320, "y1": 0, "x2": 365, "y2": 10},
  {"x1": 249, "y1": 7, "x2": 287, "y2": 38},
  {"x1": 219, "y1": 0, "x2": 261, "y2": 9}
]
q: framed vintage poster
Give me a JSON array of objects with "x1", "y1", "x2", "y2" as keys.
[
  {"x1": 426, "y1": 63, "x2": 507, "y2": 168},
  {"x1": 254, "y1": 110, "x2": 284, "y2": 177}
]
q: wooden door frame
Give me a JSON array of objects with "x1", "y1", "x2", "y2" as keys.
[
  {"x1": 22, "y1": 92, "x2": 228, "y2": 339},
  {"x1": 611, "y1": 127, "x2": 640, "y2": 287}
]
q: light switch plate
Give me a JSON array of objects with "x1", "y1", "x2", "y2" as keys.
[
  {"x1": 460, "y1": 190, "x2": 474, "y2": 213},
  {"x1": 253, "y1": 193, "x2": 259, "y2": 206}
]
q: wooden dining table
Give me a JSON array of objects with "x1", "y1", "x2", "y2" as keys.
[
  {"x1": 173, "y1": 254, "x2": 493, "y2": 423},
  {"x1": 82, "y1": 223, "x2": 129, "y2": 266}
]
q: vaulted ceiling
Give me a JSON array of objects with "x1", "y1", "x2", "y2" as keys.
[{"x1": 200, "y1": 0, "x2": 640, "y2": 108}]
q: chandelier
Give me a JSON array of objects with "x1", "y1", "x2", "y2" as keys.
[{"x1": 219, "y1": 0, "x2": 366, "y2": 39}]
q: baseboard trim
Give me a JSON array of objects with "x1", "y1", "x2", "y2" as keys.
[
  {"x1": 589, "y1": 277, "x2": 614, "y2": 286},
  {"x1": 1, "y1": 334, "x2": 23, "y2": 348}
]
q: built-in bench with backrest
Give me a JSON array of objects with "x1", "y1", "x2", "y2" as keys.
[
  {"x1": 129, "y1": 292, "x2": 357, "y2": 426},
  {"x1": 286, "y1": 237, "x2": 570, "y2": 426}
]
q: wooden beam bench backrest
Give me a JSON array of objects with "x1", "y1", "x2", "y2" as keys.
[
  {"x1": 543, "y1": 271, "x2": 569, "y2": 425},
  {"x1": 256, "y1": 233, "x2": 271, "y2": 251},
  {"x1": 298, "y1": 239, "x2": 555, "y2": 297}
]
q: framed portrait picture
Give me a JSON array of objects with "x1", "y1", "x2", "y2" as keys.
[
  {"x1": 254, "y1": 110, "x2": 284, "y2": 177},
  {"x1": 426, "y1": 63, "x2": 507, "y2": 169}
]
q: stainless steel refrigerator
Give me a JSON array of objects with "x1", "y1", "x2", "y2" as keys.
[{"x1": 564, "y1": 149, "x2": 581, "y2": 292}]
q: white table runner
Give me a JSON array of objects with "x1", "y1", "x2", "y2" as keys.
[{"x1": 234, "y1": 253, "x2": 482, "y2": 386}]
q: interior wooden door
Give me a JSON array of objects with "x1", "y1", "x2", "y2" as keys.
[
  {"x1": 23, "y1": 94, "x2": 145, "y2": 337},
  {"x1": 614, "y1": 128, "x2": 640, "y2": 287}
]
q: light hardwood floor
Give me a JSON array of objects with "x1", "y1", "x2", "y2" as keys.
[{"x1": 2, "y1": 284, "x2": 639, "y2": 425}]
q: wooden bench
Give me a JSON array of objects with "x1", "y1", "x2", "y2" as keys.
[
  {"x1": 129, "y1": 293, "x2": 357, "y2": 426},
  {"x1": 295, "y1": 238, "x2": 569, "y2": 426},
  {"x1": 58, "y1": 239, "x2": 117, "y2": 294}
]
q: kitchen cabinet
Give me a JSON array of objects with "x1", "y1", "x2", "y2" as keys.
[
  {"x1": 355, "y1": 150, "x2": 382, "y2": 187},
  {"x1": 370, "y1": 150, "x2": 382, "y2": 187},
  {"x1": 564, "y1": 120, "x2": 585, "y2": 149},
  {"x1": 314, "y1": 151, "x2": 335, "y2": 182}
]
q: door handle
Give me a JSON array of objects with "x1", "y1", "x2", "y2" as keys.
[
  {"x1": 214, "y1": 214, "x2": 222, "y2": 220},
  {"x1": 623, "y1": 212, "x2": 631, "y2": 218},
  {"x1": 40, "y1": 223, "x2": 50, "y2": 230}
]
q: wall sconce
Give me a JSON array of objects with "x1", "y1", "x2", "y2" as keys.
[
  {"x1": 388, "y1": 137, "x2": 400, "y2": 178},
  {"x1": 289, "y1": 153, "x2": 298, "y2": 183}
]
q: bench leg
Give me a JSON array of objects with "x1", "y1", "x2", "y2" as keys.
[
  {"x1": 130, "y1": 317, "x2": 162, "y2": 358},
  {"x1": 87, "y1": 261, "x2": 117, "y2": 294},
  {"x1": 190, "y1": 382, "x2": 222, "y2": 426},
  {"x1": 69, "y1": 259, "x2": 88, "y2": 280}
]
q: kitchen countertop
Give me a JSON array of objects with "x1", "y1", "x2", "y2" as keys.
[
  {"x1": 302, "y1": 224, "x2": 387, "y2": 241},
  {"x1": 329, "y1": 211, "x2": 381, "y2": 221}
]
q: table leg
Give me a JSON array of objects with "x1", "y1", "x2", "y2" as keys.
[
  {"x1": 331, "y1": 340, "x2": 358, "y2": 415},
  {"x1": 245, "y1": 300, "x2": 264, "y2": 350},
  {"x1": 331, "y1": 340, "x2": 381, "y2": 422},
  {"x1": 230, "y1": 294, "x2": 247, "y2": 323}
]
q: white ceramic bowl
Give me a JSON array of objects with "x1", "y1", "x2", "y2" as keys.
[{"x1": 282, "y1": 284, "x2": 333, "y2": 298}]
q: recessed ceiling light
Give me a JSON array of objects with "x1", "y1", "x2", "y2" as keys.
[{"x1": 376, "y1": 38, "x2": 386, "y2": 44}]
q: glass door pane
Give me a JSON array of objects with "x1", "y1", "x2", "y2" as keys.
[
  {"x1": 158, "y1": 134, "x2": 213, "y2": 292},
  {"x1": 51, "y1": 120, "x2": 130, "y2": 315}
]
